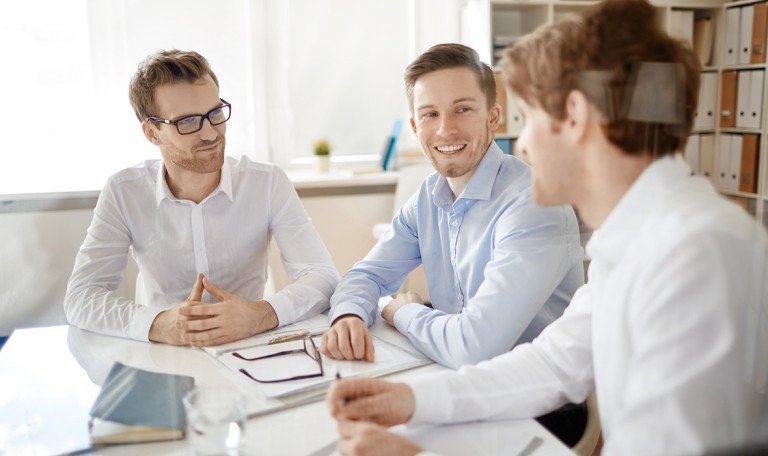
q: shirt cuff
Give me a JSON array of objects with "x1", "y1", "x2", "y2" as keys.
[
  {"x1": 266, "y1": 292, "x2": 293, "y2": 327},
  {"x1": 392, "y1": 303, "x2": 428, "y2": 335},
  {"x1": 328, "y1": 301, "x2": 373, "y2": 327},
  {"x1": 131, "y1": 305, "x2": 165, "y2": 342},
  {"x1": 406, "y1": 372, "x2": 453, "y2": 424}
]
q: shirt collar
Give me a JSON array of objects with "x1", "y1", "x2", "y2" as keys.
[
  {"x1": 432, "y1": 141, "x2": 504, "y2": 209},
  {"x1": 586, "y1": 154, "x2": 690, "y2": 266},
  {"x1": 154, "y1": 158, "x2": 234, "y2": 207}
]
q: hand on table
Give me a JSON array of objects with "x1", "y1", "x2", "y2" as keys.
[
  {"x1": 149, "y1": 273, "x2": 278, "y2": 346},
  {"x1": 381, "y1": 291, "x2": 425, "y2": 327},
  {"x1": 148, "y1": 273, "x2": 207, "y2": 345},
  {"x1": 327, "y1": 378, "x2": 419, "y2": 455},
  {"x1": 336, "y1": 419, "x2": 422, "y2": 456},
  {"x1": 321, "y1": 315, "x2": 375, "y2": 362},
  {"x1": 327, "y1": 377, "x2": 415, "y2": 426}
]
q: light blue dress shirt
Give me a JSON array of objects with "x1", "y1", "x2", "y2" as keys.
[{"x1": 329, "y1": 143, "x2": 585, "y2": 368}]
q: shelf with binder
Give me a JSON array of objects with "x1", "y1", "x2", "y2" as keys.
[
  {"x1": 669, "y1": 7, "x2": 720, "y2": 67},
  {"x1": 489, "y1": 3, "x2": 548, "y2": 67},
  {"x1": 720, "y1": 189, "x2": 761, "y2": 199},
  {"x1": 694, "y1": 70, "x2": 719, "y2": 132},
  {"x1": 492, "y1": 71, "x2": 525, "y2": 140},
  {"x1": 715, "y1": 133, "x2": 761, "y2": 195},
  {"x1": 728, "y1": 195, "x2": 759, "y2": 217},
  {"x1": 722, "y1": 0, "x2": 768, "y2": 66},
  {"x1": 721, "y1": 0, "x2": 768, "y2": 228},
  {"x1": 683, "y1": 133, "x2": 718, "y2": 182},
  {"x1": 463, "y1": 0, "x2": 768, "y2": 228},
  {"x1": 552, "y1": 1, "x2": 606, "y2": 23}
]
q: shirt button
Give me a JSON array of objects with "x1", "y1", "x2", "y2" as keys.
[
  {"x1": 452, "y1": 220, "x2": 458, "y2": 227},
  {"x1": 457, "y1": 293, "x2": 463, "y2": 301}
]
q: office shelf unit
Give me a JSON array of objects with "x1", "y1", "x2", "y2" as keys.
[{"x1": 461, "y1": 0, "x2": 768, "y2": 229}]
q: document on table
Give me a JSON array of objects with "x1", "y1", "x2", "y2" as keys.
[
  {"x1": 217, "y1": 333, "x2": 426, "y2": 398},
  {"x1": 391, "y1": 421, "x2": 544, "y2": 456},
  {"x1": 202, "y1": 298, "x2": 432, "y2": 399},
  {"x1": 200, "y1": 313, "x2": 330, "y2": 357},
  {"x1": 318, "y1": 420, "x2": 544, "y2": 456},
  {"x1": 320, "y1": 421, "x2": 544, "y2": 456}
]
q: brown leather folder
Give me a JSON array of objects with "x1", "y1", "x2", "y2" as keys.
[
  {"x1": 494, "y1": 72, "x2": 507, "y2": 134},
  {"x1": 720, "y1": 71, "x2": 738, "y2": 128},
  {"x1": 739, "y1": 134, "x2": 759, "y2": 193},
  {"x1": 751, "y1": 2, "x2": 768, "y2": 64}
]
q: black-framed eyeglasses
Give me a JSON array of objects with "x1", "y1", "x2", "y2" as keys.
[
  {"x1": 234, "y1": 336, "x2": 324, "y2": 384},
  {"x1": 146, "y1": 98, "x2": 231, "y2": 135}
]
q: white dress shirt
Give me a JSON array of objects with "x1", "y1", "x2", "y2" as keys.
[
  {"x1": 64, "y1": 156, "x2": 340, "y2": 342},
  {"x1": 329, "y1": 144, "x2": 584, "y2": 368},
  {"x1": 406, "y1": 155, "x2": 768, "y2": 455}
]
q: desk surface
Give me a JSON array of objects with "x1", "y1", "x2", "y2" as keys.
[{"x1": 0, "y1": 325, "x2": 573, "y2": 456}]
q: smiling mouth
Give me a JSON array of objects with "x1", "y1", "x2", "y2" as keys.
[
  {"x1": 435, "y1": 144, "x2": 466, "y2": 154},
  {"x1": 195, "y1": 142, "x2": 221, "y2": 153}
]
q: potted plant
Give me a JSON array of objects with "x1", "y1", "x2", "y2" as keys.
[{"x1": 313, "y1": 139, "x2": 331, "y2": 173}]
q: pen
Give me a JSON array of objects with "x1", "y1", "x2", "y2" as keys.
[
  {"x1": 268, "y1": 329, "x2": 325, "y2": 345},
  {"x1": 335, "y1": 370, "x2": 351, "y2": 404}
]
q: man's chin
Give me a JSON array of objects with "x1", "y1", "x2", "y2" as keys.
[
  {"x1": 177, "y1": 155, "x2": 224, "y2": 174},
  {"x1": 531, "y1": 189, "x2": 564, "y2": 207},
  {"x1": 436, "y1": 164, "x2": 471, "y2": 179}
]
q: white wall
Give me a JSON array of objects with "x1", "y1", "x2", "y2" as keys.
[
  {"x1": 0, "y1": 192, "x2": 393, "y2": 337},
  {"x1": 0, "y1": 210, "x2": 138, "y2": 336}
]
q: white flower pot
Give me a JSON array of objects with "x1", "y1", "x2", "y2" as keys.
[{"x1": 313, "y1": 155, "x2": 331, "y2": 173}]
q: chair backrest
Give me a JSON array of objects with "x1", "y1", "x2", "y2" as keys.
[
  {"x1": 572, "y1": 392, "x2": 601, "y2": 456},
  {"x1": 392, "y1": 164, "x2": 434, "y2": 217}
]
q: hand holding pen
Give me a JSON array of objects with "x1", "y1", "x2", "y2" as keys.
[
  {"x1": 326, "y1": 376, "x2": 415, "y2": 427},
  {"x1": 328, "y1": 375, "x2": 421, "y2": 456}
]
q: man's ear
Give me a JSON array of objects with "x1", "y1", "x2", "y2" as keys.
[
  {"x1": 564, "y1": 90, "x2": 591, "y2": 143},
  {"x1": 410, "y1": 117, "x2": 417, "y2": 135},
  {"x1": 141, "y1": 121, "x2": 162, "y2": 145},
  {"x1": 488, "y1": 103, "x2": 502, "y2": 131}
]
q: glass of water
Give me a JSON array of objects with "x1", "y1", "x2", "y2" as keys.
[{"x1": 183, "y1": 386, "x2": 246, "y2": 456}]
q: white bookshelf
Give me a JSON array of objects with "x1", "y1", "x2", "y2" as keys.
[{"x1": 461, "y1": 0, "x2": 768, "y2": 229}]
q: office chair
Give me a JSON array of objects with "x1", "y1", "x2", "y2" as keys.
[{"x1": 572, "y1": 392, "x2": 601, "y2": 456}]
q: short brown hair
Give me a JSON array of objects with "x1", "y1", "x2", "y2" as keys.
[
  {"x1": 405, "y1": 43, "x2": 496, "y2": 113},
  {"x1": 499, "y1": 0, "x2": 700, "y2": 156},
  {"x1": 128, "y1": 49, "x2": 219, "y2": 122}
]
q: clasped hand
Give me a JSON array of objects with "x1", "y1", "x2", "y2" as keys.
[
  {"x1": 327, "y1": 378, "x2": 422, "y2": 456},
  {"x1": 149, "y1": 273, "x2": 277, "y2": 346}
]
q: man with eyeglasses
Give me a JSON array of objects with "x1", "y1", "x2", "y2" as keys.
[{"x1": 64, "y1": 49, "x2": 340, "y2": 346}]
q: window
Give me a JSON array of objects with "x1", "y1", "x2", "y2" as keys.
[
  {"x1": 0, "y1": 0, "x2": 412, "y2": 195},
  {"x1": 264, "y1": 0, "x2": 410, "y2": 167}
]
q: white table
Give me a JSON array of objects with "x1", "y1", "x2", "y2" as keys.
[{"x1": 0, "y1": 325, "x2": 574, "y2": 456}]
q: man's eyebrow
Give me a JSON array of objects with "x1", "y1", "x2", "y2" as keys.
[
  {"x1": 170, "y1": 101, "x2": 223, "y2": 121},
  {"x1": 415, "y1": 97, "x2": 480, "y2": 112},
  {"x1": 452, "y1": 97, "x2": 479, "y2": 104}
]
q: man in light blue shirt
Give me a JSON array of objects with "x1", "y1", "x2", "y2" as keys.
[{"x1": 320, "y1": 44, "x2": 584, "y2": 369}]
